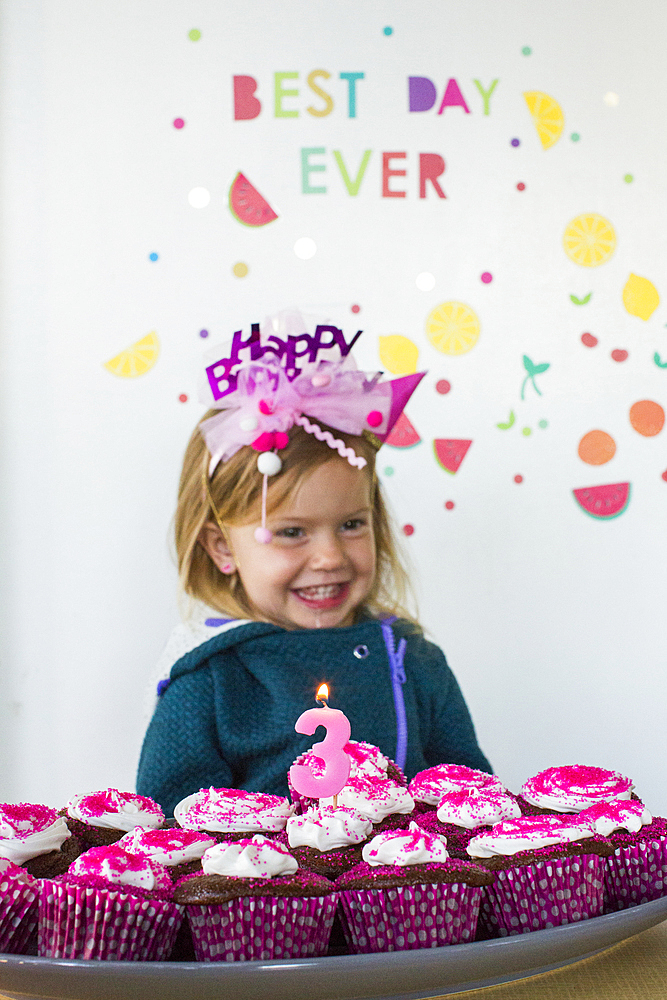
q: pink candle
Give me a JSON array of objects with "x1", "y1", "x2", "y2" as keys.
[{"x1": 289, "y1": 685, "x2": 352, "y2": 799}]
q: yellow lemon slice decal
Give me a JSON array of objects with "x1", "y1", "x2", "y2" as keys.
[
  {"x1": 426, "y1": 302, "x2": 480, "y2": 356},
  {"x1": 104, "y1": 331, "x2": 160, "y2": 378},
  {"x1": 622, "y1": 273, "x2": 660, "y2": 320},
  {"x1": 524, "y1": 91, "x2": 564, "y2": 150},
  {"x1": 379, "y1": 335, "x2": 419, "y2": 374},
  {"x1": 563, "y1": 214, "x2": 616, "y2": 267}
]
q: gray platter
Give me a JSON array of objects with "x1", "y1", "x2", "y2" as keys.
[{"x1": 1, "y1": 895, "x2": 666, "y2": 1000}]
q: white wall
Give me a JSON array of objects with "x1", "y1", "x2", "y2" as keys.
[{"x1": 1, "y1": 0, "x2": 665, "y2": 810}]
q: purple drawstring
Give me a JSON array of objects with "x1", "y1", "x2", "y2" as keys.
[{"x1": 380, "y1": 618, "x2": 408, "y2": 772}]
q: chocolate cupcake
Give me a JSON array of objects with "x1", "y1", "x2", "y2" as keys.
[
  {"x1": 0, "y1": 859, "x2": 39, "y2": 954},
  {"x1": 284, "y1": 804, "x2": 373, "y2": 878},
  {"x1": 335, "y1": 822, "x2": 492, "y2": 953},
  {"x1": 63, "y1": 789, "x2": 164, "y2": 848},
  {"x1": 174, "y1": 835, "x2": 338, "y2": 961},
  {"x1": 408, "y1": 764, "x2": 503, "y2": 815},
  {"x1": 117, "y1": 827, "x2": 216, "y2": 882},
  {"x1": 0, "y1": 802, "x2": 81, "y2": 878},
  {"x1": 174, "y1": 788, "x2": 292, "y2": 842},
  {"x1": 415, "y1": 786, "x2": 522, "y2": 855},
  {"x1": 289, "y1": 740, "x2": 408, "y2": 817}
]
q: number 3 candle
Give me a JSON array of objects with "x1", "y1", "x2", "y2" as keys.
[{"x1": 289, "y1": 684, "x2": 352, "y2": 799}]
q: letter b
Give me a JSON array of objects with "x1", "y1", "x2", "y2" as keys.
[{"x1": 233, "y1": 76, "x2": 261, "y2": 120}]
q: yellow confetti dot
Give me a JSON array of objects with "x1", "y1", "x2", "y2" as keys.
[
  {"x1": 232, "y1": 262, "x2": 249, "y2": 278},
  {"x1": 563, "y1": 214, "x2": 616, "y2": 267},
  {"x1": 524, "y1": 91, "x2": 564, "y2": 149},
  {"x1": 378, "y1": 335, "x2": 419, "y2": 374},
  {"x1": 622, "y1": 273, "x2": 659, "y2": 320},
  {"x1": 103, "y1": 331, "x2": 159, "y2": 378},
  {"x1": 425, "y1": 302, "x2": 480, "y2": 356}
]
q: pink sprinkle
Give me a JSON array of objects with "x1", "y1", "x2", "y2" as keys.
[{"x1": 366, "y1": 410, "x2": 383, "y2": 428}]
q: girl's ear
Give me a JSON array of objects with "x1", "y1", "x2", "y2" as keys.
[{"x1": 199, "y1": 521, "x2": 237, "y2": 575}]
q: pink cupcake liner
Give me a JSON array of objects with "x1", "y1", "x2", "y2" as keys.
[
  {"x1": 38, "y1": 881, "x2": 183, "y2": 961},
  {"x1": 477, "y1": 854, "x2": 605, "y2": 938},
  {"x1": 338, "y1": 882, "x2": 482, "y2": 954},
  {"x1": 187, "y1": 893, "x2": 339, "y2": 962},
  {"x1": 0, "y1": 877, "x2": 38, "y2": 954},
  {"x1": 604, "y1": 838, "x2": 667, "y2": 912}
]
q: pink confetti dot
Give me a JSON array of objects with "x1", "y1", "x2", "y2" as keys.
[
  {"x1": 481, "y1": 272, "x2": 493, "y2": 284},
  {"x1": 514, "y1": 474, "x2": 523, "y2": 484},
  {"x1": 436, "y1": 379, "x2": 451, "y2": 395},
  {"x1": 445, "y1": 500, "x2": 455, "y2": 510},
  {"x1": 517, "y1": 182, "x2": 526, "y2": 191},
  {"x1": 581, "y1": 332, "x2": 597, "y2": 348},
  {"x1": 179, "y1": 393, "x2": 188, "y2": 403},
  {"x1": 402, "y1": 524, "x2": 415, "y2": 536},
  {"x1": 662, "y1": 470, "x2": 667, "y2": 482},
  {"x1": 351, "y1": 304, "x2": 361, "y2": 314},
  {"x1": 173, "y1": 118, "x2": 185, "y2": 129},
  {"x1": 611, "y1": 349, "x2": 628, "y2": 362},
  {"x1": 367, "y1": 410, "x2": 383, "y2": 428}
]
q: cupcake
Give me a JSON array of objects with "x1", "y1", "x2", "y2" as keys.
[
  {"x1": 38, "y1": 845, "x2": 183, "y2": 960},
  {"x1": 117, "y1": 827, "x2": 216, "y2": 881},
  {"x1": 466, "y1": 814, "x2": 614, "y2": 937},
  {"x1": 320, "y1": 775, "x2": 415, "y2": 831},
  {"x1": 415, "y1": 786, "x2": 522, "y2": 855},
  {"x1": 408, "y1": 764, "x2": 503, "y2": 814},
  {"x1": 174, "y1": 835, "x2": 338, "y2": 961},
  {"x1": 0, "y1": 802, "x2": 81, "y2": 878},
  {"x1": 289, "y1": 740, "x2": 408, "y2": 815},
  {"x1": 64, "y1": 789, "x2": 165, "y2": 848},
  {"x1": 284, "y1": 804, "x2": 374, "y2": 878},
  {"x1": 0, "y1": 858, "x2": 39, "y2": 954},
  {"x1": 577, "y1": 799, "x2": 667, "y2": 911},
  {"x1": 518, "y1": 765, "x2": 633, "y2": 815},
  {"x1": 174, "y1": 787, "x2": 292, "y2": 842},
  {"x1": 335, "y1": 821, "x2": 492, "y2": 953}
]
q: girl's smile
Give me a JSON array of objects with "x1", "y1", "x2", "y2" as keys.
[{"x1": 202, "y1": 459, "x2": 376, "y2": 630}]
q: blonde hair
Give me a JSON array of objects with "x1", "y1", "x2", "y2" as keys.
[{"x1": 175, "y1": 410, "x2": 418, "y2": 625}]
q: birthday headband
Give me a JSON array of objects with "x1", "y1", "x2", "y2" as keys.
[{"x1": 199, "y1": 317, "x2": 425, "y2": 543}]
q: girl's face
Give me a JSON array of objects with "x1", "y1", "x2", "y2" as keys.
[{"x1": 214, "y1": 459, "x2": 376, "y2": 630}]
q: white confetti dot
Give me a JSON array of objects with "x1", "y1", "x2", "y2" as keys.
[
  {"x1": 604, "y1": 91, "x2": 619, "y2": 107},
  {"x1": 188, "y1": 186, "x2": 211, "y2": 208},
  {"x1": 294, "y1": 237, "x2": 317, "y2": 259},
  {"x1": 416, "y1": 271, "x2": 436, "y2": 291}
]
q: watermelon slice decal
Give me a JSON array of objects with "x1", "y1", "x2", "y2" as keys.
[
  {"x1": 434, "y1": 439, "x2": 472, "y2": 474},
  {"x1": 572, "y1": 482, "x2": 631, "y2": 519},
  {"x1": 229, "y1": 172, "x2": 278, "y2": 227},
  {"x1": 386, "y1": 412, "x2": 421, "y2": 448}
]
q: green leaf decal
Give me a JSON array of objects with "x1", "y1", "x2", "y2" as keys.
[
  {"x1": 654, "y1": 352, "x2": 667, "y2": 369},
  {"x1": 532, "y1": 363, "x2": 550, "y2": 374},
  {"x1": 570, "y1": 292, "x2": 592, "y2": 305},
  {"x1": 496, "y1": 410, "x2": 516, "y2": 430},
  {"x1": 521, "y1": 355, "x2": 551, "y2": 399}
]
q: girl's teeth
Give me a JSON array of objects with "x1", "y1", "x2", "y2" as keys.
[{"x1": 298, "y1": 585, "x2": 340, "y2": 598}]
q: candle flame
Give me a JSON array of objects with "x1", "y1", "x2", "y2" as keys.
[{"x1": 316, "y1": 683, "x2": 329, "y2": 702}]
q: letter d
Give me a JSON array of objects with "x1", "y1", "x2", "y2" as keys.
[{"x1": 408, "y1": 77, "x2": 436, "y2": 113}]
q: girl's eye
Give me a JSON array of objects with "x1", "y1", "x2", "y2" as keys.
[
  {"x1": 342, "y1": 518, "x2": 366, "y2": 532},
  {"x1": 275, "y1": 526, "x2": 304, "y2": 539}
]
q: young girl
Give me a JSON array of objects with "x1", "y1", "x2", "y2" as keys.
[{"x1": 136, "y1": 320, "x2": 491, "y2": 816}]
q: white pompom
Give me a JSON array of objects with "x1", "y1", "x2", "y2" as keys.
[
  {"x1": 239, "y1": 416, "x2": 259, "y2": 432},
  {"x1": 257, "y1": 451, "x2": 282, "y2": 476}
]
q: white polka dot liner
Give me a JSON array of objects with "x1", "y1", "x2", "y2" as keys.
[
  {"x1": 604, "y1": 839, "x2": 667, "y2": 911},
  {"x1": 338, "y1": 882, "x2": 483, "y2": 953},
  {"x1": 0, "y1": 877, "x2": 38, "y2": 954},
  {"x1": 476, "y1": 856, "x2": 604, "y2": 938},
  {"x1": 38, "y1": 882, "x2": 183, "y2": 960},
  {"x1": 187, "y1": 893, "x2": 339, "y2": 961}
]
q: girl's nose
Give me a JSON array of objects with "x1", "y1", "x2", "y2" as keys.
[{"x1": 309, "y1": 530, "x2": 346, "y2": 569}]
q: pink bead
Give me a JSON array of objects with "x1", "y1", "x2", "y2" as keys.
[
  {"x1": 274, "y1": 431, "x2": 289, "y2": 450},
  {"x1": 251, "y1": 432, "x2": 274, "y2": 452},
  {"x1": 254, "y1": 527, "x2": 273, "y2": 544},
  {"x1": 367, "y1": 410, "x2": 383, "y2": 428},
  {"x1": 259, "y1": 399, "x2": 273, "y2": 415},
  {"x1": 311, "y1": 373, "x2": 331, "y2": 387}
]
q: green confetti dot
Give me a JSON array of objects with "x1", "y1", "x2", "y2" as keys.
[
  {"x1": 188, "y1": 28, "x2": 201, "y2": 41},
  {"x1": 384, "y1": 466, "x2": 394, "y2": 476},
  {"x1": 522, "y1": 427, "x2": 532, "y2": 436},
  {"x1": 538, "y1": 419, "x2": 548, "y2": 429},
  {"x1": 522, "y1": 46, "x2": 532, "y2": 55},
  {"x1": 624, "y1": 173, "x2": 634, "y2": 183},
  {"x1": 571, "y1": 132, "x2": 580, "y2": 142}
]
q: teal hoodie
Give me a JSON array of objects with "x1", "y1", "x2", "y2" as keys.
[{"x1": 136, "y1": 618, "x2": 491, "y2": 817}]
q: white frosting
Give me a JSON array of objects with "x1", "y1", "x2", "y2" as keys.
[
  {"x1": 578, "y1": 800, "x2": 653, "y2": 836},
  {"x1": 69, "y1": 848, "x2": 165, "y2": 891},
  {"x1": 436, "y1": 788, "x2": 522, "y2": 829},
  {"x1": 0, "y1": 858, "x2": 34, "y2": 885},
  {"x1": 67, "y1": 791, "x2": 163, "y2": 831},
  {"x1": 362, "y1": 821, "x2": 450, "y2": 867},
  {"x1": 117, "y1": 827, "x2": 216, "y2": 865},
  {"x1": 321, "y1": 778, "x2": 414, "y2": 823},
  {"x1": 467, "y1": 815, "x2": 595, "y2": 858},
  {"x1": 296, "y1": 740, "x2": 390, "y2": 783},
  {"x1": 520, "y1": 766, "x2": 633, "y2": 813},
  {"x1": 408, "y1": 764, "x2": 503, "y2": 806},
  {"x1": 287, "y1": 805, "x2": 373, "y2": 851},
  {"x1": 174, "y1": 788, "x2": 292, "y2": 833},
  {"x1": 0, "y1": 816, "x2": 71, "y2": 865},
  {"x1": 201, "y1": 835, "x2": 298, "y2": 879}
]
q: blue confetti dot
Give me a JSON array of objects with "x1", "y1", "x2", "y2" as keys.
[
  {"x1": 199, "y1": 329, "x2": 209, "y2": 338},
  {"x1": 149, "y1": 252, "x2": 158, "y2": 261},
  {"x1": 511, "y1": 138, "x2": 520, "y2": 148},
  {"x1": 383, "y1": 25, "x2": 393, "y2": 35}
]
